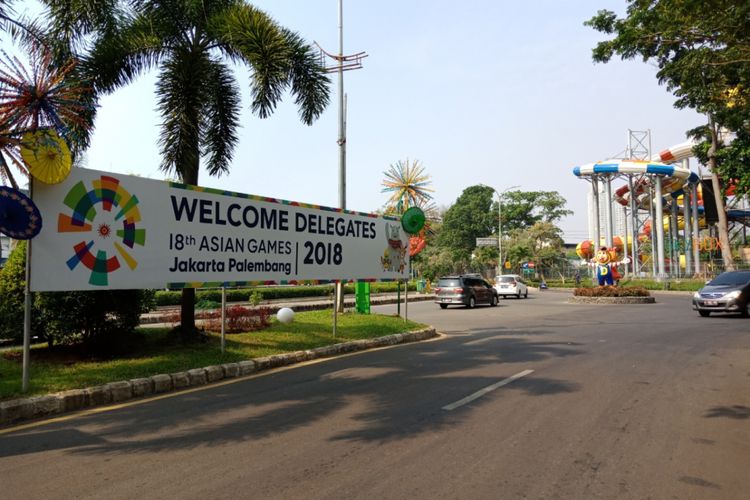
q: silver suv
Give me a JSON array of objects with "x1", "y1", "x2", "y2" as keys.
[
  {"x1": 435, "y1": 275, "x2": 498, "y2": 309},
  {"x1": 494, "y1": 274, "x2": 529, "y2": 299}
]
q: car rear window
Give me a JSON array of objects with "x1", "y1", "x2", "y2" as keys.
[
  {"x1": 438, "y1": 279, "x2": 461, "y2": 287},
  {"x1": 709, "y1": 271, "x2": 750, "y2": 286},
  {"x1": 498, "y1": 276, "x2": 516, "y2": 282}
]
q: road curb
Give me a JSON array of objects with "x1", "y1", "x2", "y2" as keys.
[{"x1": 0, "y1": 327, "x2": 438, "y2": 428}]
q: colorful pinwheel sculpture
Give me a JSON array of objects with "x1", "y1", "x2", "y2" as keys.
[
  {"x1": 381, "y1": 159, "x2": 437, "y2": 257},
  {"x1": 381, "y1": 159, "x2": 434, "y2": 214},
  {"x1": 0, "y1": 46, "x2": 92, "y2": 187}
]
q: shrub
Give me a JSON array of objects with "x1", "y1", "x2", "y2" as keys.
[
  {"x1": 249, "y1": 290, "x2": 264, "y2": 306},
  {"x1": 573, "y1": 286, "x2": 650, "y2": 297},
  {"x1": 195, "y1": 299, "x2": 221, "y2": 310},
  {"x1": 0, "y1": 242, "x2": 31, "y2": 343},
  {"x1": 36, "y1": 289, "x2": 156, "y2": 350},
  {"x1": 204, "y1": 305, "x2": 272, "y2": 333},
  {"x1": 154, "y1": 281, "x2": 417, "y2": 306},
  {"x1": 0, "y1": 242, "x2": 156, "y2": 349}
]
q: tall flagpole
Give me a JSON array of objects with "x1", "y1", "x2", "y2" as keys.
[{"x1": 315, "y1": 0, "x2": 367, "y2": 313}]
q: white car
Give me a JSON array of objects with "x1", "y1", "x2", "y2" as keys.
[{"x1": 494, "y1": 274, "x2": 528, "y2": 299}]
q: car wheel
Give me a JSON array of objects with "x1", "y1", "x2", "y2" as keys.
[
  {"x1": 439, "y1": 304, "x2": 448, "y2": 310},
  {"x1": 741, "y1": 302, "x2": 749, "y2": 317},
  {"x1": 468, "y1": 296, "x2": 476, "y2": 308},
  {"x1": 516, "y1": 291, "x2": 521, "y2": 299},
  {"x1": 524, "y1": 290, "x2": 528, "y2": 298},
  {"x1": 491, "y1": 295, "x2": 498, "y2": 307},
  {"x1": 699, "y1": 310, "x2": 711, "y2": 317}
]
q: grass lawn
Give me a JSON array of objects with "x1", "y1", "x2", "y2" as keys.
[{"x1": 0, "y1": 310, "x2": 425, "y2": 401}]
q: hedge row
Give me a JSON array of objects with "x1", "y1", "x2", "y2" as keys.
[
  {"x1": 573, "y1": 286, "x2": 651, "y2": 297},
  {"x1": 527, "y1": 278, "x2": 704, "y2": 292},
  {"x1": 154, "y1": 281, "x2": 418, "y2": 306}
]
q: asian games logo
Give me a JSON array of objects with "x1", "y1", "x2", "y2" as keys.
[{"x1": 58, "y1": 175, "x2": 146, "y2": 286}]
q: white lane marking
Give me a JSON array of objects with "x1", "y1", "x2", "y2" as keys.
[
  {"x1": 464, "y1": 333, "x2": 526, "y2": 345},
  {"x1": 442, "y1": 369, "x2": 534, "y2": 411}
]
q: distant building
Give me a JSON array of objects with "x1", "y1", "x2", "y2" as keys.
[
  {"x1": 587, "y1": 182, "x2": 627, "y2": 245},
  {"x1": 0, "y1": 233, "x2": 10, "y2": 266}
]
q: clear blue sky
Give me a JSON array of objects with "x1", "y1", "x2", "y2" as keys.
[{"x1": 13, "y1": 0, "x2": 703, "y2": 241}]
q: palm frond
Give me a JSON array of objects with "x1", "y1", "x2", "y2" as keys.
[
  {"x1": 156, "y1": 50, "x2": 209, "y2": 183},
  {"x1": 83, "y1": 11, "x2": 165, "y2": 93},
  {"x1": 41, "y1": 0, "x2": 124, "y2": 53},
  {"x1": 218, "y1": 3, "x2": 290, "y2": 118},
  {"x1": 200, "y1": 57, "x2": 240, "y2": 177},
  {"x1": 281, "y1": 28, "x2": 330, "y2": 125},
  {"x1": 0, "y1": 131, "x2": 25, "y2": 188}
]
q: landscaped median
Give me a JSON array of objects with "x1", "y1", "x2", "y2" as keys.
[
  {"x1": 0, "y1": 310, "x2": 435, "y2": 427},
  {"x1": 568, "y1": 285, "x2": 655, "y2": 304}
]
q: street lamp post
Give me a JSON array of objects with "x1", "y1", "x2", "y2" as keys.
[{"x1": 493, "y1": 185, "x2": 520, "y2": 277}]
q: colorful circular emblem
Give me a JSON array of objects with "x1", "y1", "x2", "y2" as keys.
[
  {"x1": 58, "y1": 175, "x2": 146, "y2": 286},
  {"x1": 0, "y1": 186, "x2": 43, "y2": 240}
]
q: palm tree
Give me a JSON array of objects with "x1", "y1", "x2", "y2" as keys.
[{"x1": 46, "y1": 0, "x2": 331, "y2": 334}]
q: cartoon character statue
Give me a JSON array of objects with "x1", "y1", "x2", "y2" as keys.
[
  {"x1": 380, "y1": 222, "x2": 407, "y2": 273},
  {"x1": 588, "y1": 246, "x2": 628, "y2": 286}
]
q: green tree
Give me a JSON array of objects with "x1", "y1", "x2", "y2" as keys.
[
  {"x1": 45, "y1": 0, "x2": 331, "y2": 335},
  {"x1": 0, "y1": 241, "x2": 33, "y2": 343},
  {"x1": 500, "y1": 190, "x2": 572, "y2": 232},
  {"x1": 586, "y1": 0, "x2": 750, "y2": 270},
  {"x1": 417, "y1": 245, "x2": 468, "y2": 281},
  {"x1": 526, "y1": 221, "x2": 565, "y2": 281},
  {"x1": 504, "y1": 229, "x2": 533, "y2": 273},
  {"x1": 437, "y1": 185, "x2": 495, "y2": 259}
]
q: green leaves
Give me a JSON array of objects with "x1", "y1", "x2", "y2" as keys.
[
  {"x1": 586, "y1": 0, "x2": 750, "y2": 199},
  {"x1": 500, "y1": 190, "x2": 572, "y2": 232},
  {"x1": 73, "y1": 0, "x2": 330, "y2": 185},
  {"x1": 437, "y1": 185, "x2": 495, "y2": 254}
]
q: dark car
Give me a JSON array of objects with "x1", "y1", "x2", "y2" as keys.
[
  {"x1": 434, "y1": 275, "x2": 498, "y2": 309},
  {"x1": 692, "y1": 270, "x2": 750, "y2": 317}
]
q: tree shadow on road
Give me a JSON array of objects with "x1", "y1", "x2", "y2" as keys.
[
  {"x1": 1, "y1": 329, "x2": 584, "y2": 456},
  {"x1": 704, "y1": 405, "x2": 750, "y2": 420}
]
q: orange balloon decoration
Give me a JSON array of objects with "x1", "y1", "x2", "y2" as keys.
[
  {"x1": 575, "y1": 240, "x2": 594, "y2": 260},
  {"x1": 409, "y1": 236, "x2": 426, "y2": 257}
]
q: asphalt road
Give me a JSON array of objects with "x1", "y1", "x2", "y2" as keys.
[{"x1": 2, "y1": 290, "x2": 749, "y2": 499}]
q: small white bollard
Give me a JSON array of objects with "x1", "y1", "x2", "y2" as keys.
[{"x1": 276, "y1": 307, "x2": 295, "y2": 324}]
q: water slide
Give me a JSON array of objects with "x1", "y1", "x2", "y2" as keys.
[
  {"x1": 610, "y1": 140, "x2": 700, "y2": 208},
  {"x1": 572, "y1": 142, "x2": 700, "y2": 274}
]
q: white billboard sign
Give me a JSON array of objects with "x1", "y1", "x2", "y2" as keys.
[
  {"x1": 475, "y1": 237, "x2": 498, "y2": 247},
  {"x1": 30, "y1": 168, "x2": 409, "y2": 291}
]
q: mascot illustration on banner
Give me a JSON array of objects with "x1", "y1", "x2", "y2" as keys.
[
  {"x1": 588, "y1": 246, "x2": 628, "y2": 286},
  {"x1": 380, "y1": 222, "x2": 406, "y2": 273}
]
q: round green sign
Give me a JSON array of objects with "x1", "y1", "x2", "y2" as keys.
[{"x1": 401, "y1": 206, "x2": 426, "y2": 234}]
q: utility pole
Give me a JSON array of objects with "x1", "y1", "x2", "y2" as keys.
[{"x1": 316, "y1": 0, "x2": 367, "y2": 312}]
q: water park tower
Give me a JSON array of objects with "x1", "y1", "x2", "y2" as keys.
[{"x1": 575, "y1": 131, "x2": 702, "y2": 279}]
